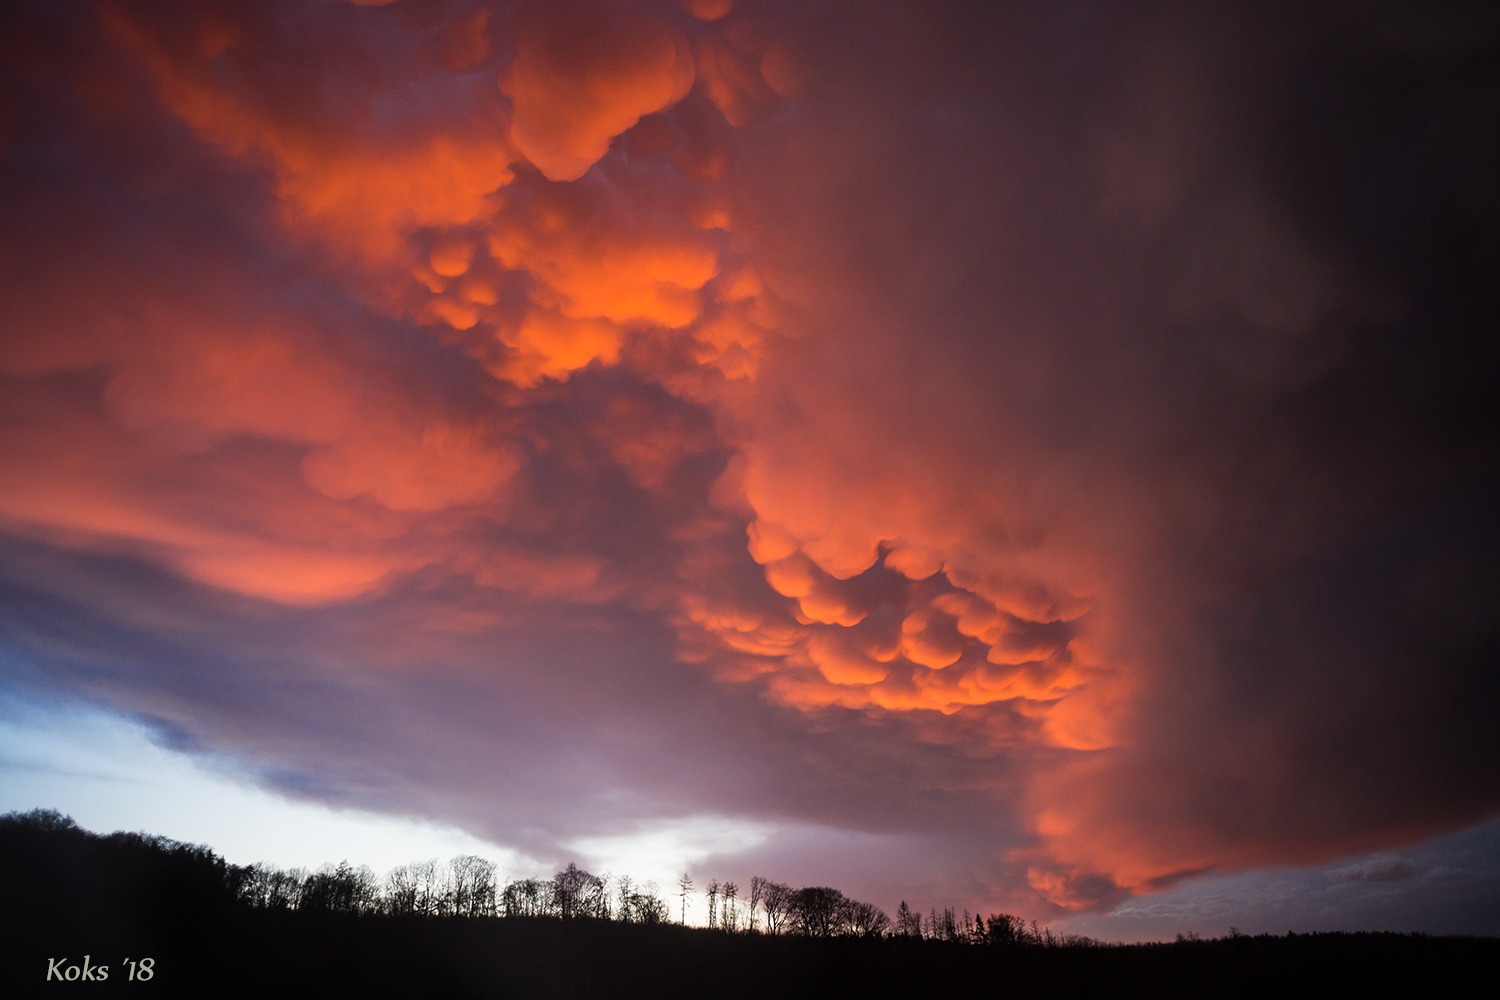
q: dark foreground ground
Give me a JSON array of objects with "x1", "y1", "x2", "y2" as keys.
[{"x1": 5, "y1": 815, "x2": 1496, "y2": 999}]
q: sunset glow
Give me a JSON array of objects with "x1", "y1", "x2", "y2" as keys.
[{"x1": 2, "y1": 0, "x2": 1497, "y2": 933}]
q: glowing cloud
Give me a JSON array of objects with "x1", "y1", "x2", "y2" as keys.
[
  {"x1": 1, "y1": 0, "x2": 1495, "y2": 924},
  {"x1": 501, "y1": 0, "x2": 695, "y2": 182}
]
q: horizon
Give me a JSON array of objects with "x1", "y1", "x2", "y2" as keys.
[
  {"x1": 10, "y1": 800, "x2": 1498, "y2": 945},
  {"x1": 2, "y1": 0, "x2": 1497, "y2": 948}
]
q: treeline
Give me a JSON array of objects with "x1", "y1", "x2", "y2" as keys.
[
  {"x1": 234, "y1": 840, "x2": 1033, "y2": 945},
  {"x1": 6, "y1": 808, "x2": 1496, "y2": 999},
  {"x1": 238, "y1": 857, "x2": 672, "y2": 924},
  {"x1": 4, "y1": 808, "x2": 1069, "y2": 947},
  {"x1": 690, "y1": 877, "x2": 1073, "y2": 946},
  {"x1": 235, "y1": 836, "x2": 1064, "y2": 946}
]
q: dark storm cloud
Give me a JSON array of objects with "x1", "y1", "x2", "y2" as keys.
[{"x1": 0, "y1": 0, "x2": 1496, "y2": 921}]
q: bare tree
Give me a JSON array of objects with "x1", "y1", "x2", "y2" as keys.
[
  {"x1": 237, "y1": 863, "x2": 266, "y2": 907},
  {"x1": 677, "y1": 873, "x2": 694, "y2": 925},
  {"x1": 895, "y1": 900, "x2": 921, "y2": 937},
  {"x1": 789, "y1": 886, "x2": 847, "y2": 937},
  {"x1": 584, "y1": 870, "x2": 609, "y2": 918},
  {"x1": 301, "y1": 863, "x2": 338, "y2": 913},
  {"x1": 384, "y1": 864, "x2": 419, "y2": 916},
  {"x1": 636, "y1": 881, "x2": 669, "y2": 924},
  {"x1": 748, "y1": 876, "x2": 765, "y2": 933},
  {"x1": 354, "y1": 864, "x2": 381, "y2": 912},
  {"x1": 586, "y1": 871, "x2": 609, "y2": 918},
  {"x1": 551, "y1": 862, "x2": 604, "y2": 919},
  {"x1": 282, "y1": 867, "x2": 309, "y2": 909},
  {"x1": 450, "y1": 855, "x2": 498, "y2": 918},
  {"x1": 501, "y1": 877, "x2": 549, "y2": 917},
  {"x1": 706, "y1": 879, "x2": 720, "y2": 928},
  {"x1": 721, "y1": 881, "x2": 739, "y2": 932},
  {"x1": 984, "y1": 912, "x2": 1025, "y2": 946},
  {"x1": 616, "y1": 879, "x2": 670, "y2": 924},
  {"x1": 847, "y1": 900, "x2": 890, "y2": 938},
  {"x1": 615, "y1": 873, "x2": 634, "y2": 921},
  {"x1": 300, "y1": 861, "x2": 379, "y2": 914},
  {"x1": 759, "y1": 880, "x2": 793, "y2": 935},
  {"x1": 410, "y1": 859, "x2": 441, "y2": 916},
  {"x1": 240, "y1": 862, "x2": 304, "y2": 911}
]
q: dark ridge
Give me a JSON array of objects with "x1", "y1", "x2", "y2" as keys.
[{"x1": 3, "y1": 809, "x2": 1494, "y2": 999}]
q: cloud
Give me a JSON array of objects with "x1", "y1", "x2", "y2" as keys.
[
  {"x1": 1326, "y1": 859, "x2": 1415, "y2": 883},
  {"x1": 502, "y1": 1, "x2": 695, "y2": 182},
  {"x1": 1, "y1": 0, "x2": 1497, "y2": 924}
]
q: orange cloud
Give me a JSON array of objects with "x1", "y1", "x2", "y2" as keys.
[
  {"x1": 301, "y1": 420, "x2": 519, "y2": 512},
  {"x1": 501, "y1": 0, "x2": 694, "y2": 182},
  {"x1": 8, "y1": 2, "x2": 1143, "y2": 901},
  {"x1": 487, "y1": 194, "x2": 719, "y2": 330},
  {"x1": 490, "y1": 311, "x2": 625, "y2": 387},
  {"x1": 101, "y1": 2, "x2": 516, "y2": 263},
  {"x1": 3, "y1": 0, "x2": 1489, "y2": 926}
]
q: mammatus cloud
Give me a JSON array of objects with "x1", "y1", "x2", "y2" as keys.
[{"x1": 1, "y1": 0, "x2": 1496, "y2": 918}]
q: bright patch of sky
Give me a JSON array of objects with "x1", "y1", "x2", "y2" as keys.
[
  {"x1": 565, "y1": 813, "x2": 776, "y2": 916},
  {"x1": 0, "y1": 695, "x2": 527, "y2": 875}
]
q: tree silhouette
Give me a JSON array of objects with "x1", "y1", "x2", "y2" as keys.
[
  {"x1": 677, "y1": 873, "x2": 694, "y2": 925},
  {"x1": 551, "y1": 862, "x2": 604, "y2": 919},
  {"x1": 502, "y1": 877, "x2": 550, "y2": 917},
  {"x1": 847, "y1": 900, "x2": 890, "y2": 938},
  {"x1": 928, "y1": 906, "x2": 959, "y2": 941},
  {"x1": 616, "y1": 873, "x2": 635, "y2": 920},
  {"x1": 636, "y1": 881, "x2": 669, "y2": 924},
  {"x1": 243, "y1": 861, "x2": 304, "y2": 910},
  {"x1": 450, "y1": 855, "x2": 497, "y2": 918},
  {"x1": 748, "y1": 876, "x2": 765, "y2": 933},
  {"x1": 721, "y1": 881, "x2": 739, "y2": 932},
  {"x1": 758, "y1": 879, "x2": 792, "y2": 935},
  {"x1": 895, "y1": 900, "x2": 921, "y2": 937},
  {"x1": 410, "y1": 859, "x2": 441, "y2": 916},
  {"x1": 299, "y1": 861, "x2": 380, "y2": 914},
  {"x1": 984, "y1": 912, "x2": 1025, "y2": 946},
  {"x1": 789, "y1": 886, "x2": 846, "y2": 937},
  {"x1": 384, "y1": 864, "x2": 418, "y2": 915},
  {"x1": 618, "y1": 879, "x2": 670, "y2": 924}
]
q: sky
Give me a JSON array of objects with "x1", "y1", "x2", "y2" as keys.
[{"x1": 1, "y1": 0, "x2": 1497, "y2": 938}]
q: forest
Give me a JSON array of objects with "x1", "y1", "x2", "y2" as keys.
[{"x1": 3, "y1": 808, "x2": 1493, "y2": 998}]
